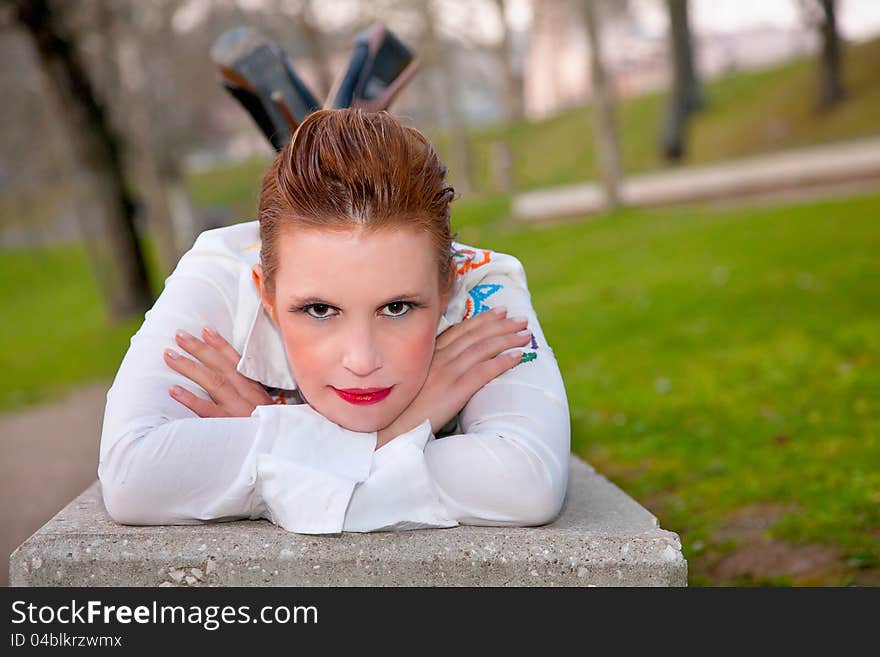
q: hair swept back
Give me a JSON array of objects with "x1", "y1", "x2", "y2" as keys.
[{"x1": 257, "y1": 108, "x2": 458, "y2": 297}]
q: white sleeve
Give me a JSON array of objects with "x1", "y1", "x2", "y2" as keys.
[
  {"x1": 342, "y1": 254, "x2": 571, "y2": 531},
  {"x1": 98, "y1": 243, "x2": 377, "y2": 535},
  {"x1": 101, "y1": 239, "x2": 567, "y2": 535}
]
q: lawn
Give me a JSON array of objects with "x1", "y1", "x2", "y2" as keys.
[
  {"x1": 2, "y1": 190, "x2": 877, "y2": 586},
  {"x1": 464, "y1": 192, "x2": 880, "y2": 586}
]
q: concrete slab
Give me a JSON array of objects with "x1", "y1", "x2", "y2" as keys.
[{"x1": 10, "y1": 455, "x2": 687, "y2": 587}]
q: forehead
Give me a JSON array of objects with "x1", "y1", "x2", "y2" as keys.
[{"x1": 274, "y1": 225, "x2": 438, "y2": 298}]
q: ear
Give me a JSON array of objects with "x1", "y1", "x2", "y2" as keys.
[{"x1": 252, "y1": 264, "x2": 278, "y2": 324}]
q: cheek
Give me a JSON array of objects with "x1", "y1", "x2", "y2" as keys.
[
  {"x1": 398, "y1": 326, "x2": 437, "y2": 373},
  {"x1": 278, "y1": 326, "x2": 322, "y2": 380},
  {"x1": 278, "y1": 319, "x2": 437, "y2": 384}
]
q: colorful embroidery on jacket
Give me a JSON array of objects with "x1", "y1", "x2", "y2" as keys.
[
  {"x1": 453, "y1": 248, "x2": 493, "y2": 276},
  {"x1": 463, "y1": 284, "x2": 503, "y2": 319}
]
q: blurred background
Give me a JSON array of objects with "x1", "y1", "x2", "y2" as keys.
[{"x1": 1, "y1": 0, "x2": 878, "y2": 587}]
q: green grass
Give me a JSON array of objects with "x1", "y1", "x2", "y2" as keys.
[
  {"x1": 0, "y1": 233, "x2": 165, "y2": 410},
  {"x1": 456, "y1": 191, "x2": 880, "y2": 586},
  {"x1": 2, "y1": 191, "x2": 877, "y2": 586},
  {"x1": 188, "y1": 157, "x2": 267, "y2": 224},
  {"x1": 0, "y1": 245, "x2": 144, "y2": 410}
]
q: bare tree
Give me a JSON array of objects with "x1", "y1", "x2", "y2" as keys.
[
  {"x1": 491, "y1": 0, "x2": 524, "y2": 122},
  {"x1": 817, "y1": 0, "x2": 846, "y2": 109},
  {"x1": 416, "y1": 0, "x2": 475, "y2": 195},
  {"x1": 11, "y1": 0, "x2": 153, "y2": 320},
  {"x1": 581, "y1": 0, "x2": 622, "y2": 210},
  {"x1": 95, "y1": 0, "x2": 184, "y2": 276},
  {"x1": 798, "y1": 0, "x2": 846, "y2": 110},
  {"x1": 661, "y1": 0, "x2": 704, "y2": 161}
]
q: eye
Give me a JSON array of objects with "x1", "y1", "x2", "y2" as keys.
[
  {"x1": 303, "y1": 303, "x2": 338, "y2": 319},
  {"x1": 382, "y1": 301, "x2": 412, "y2": 318}
]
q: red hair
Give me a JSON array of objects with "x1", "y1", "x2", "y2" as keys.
[{"x1": 257, "y1": 108, "x2": 457, "y2": 296}]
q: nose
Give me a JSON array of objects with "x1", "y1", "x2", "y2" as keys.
[{"x1": 340, "y1": 320, "x2": 383, "y2": 378}]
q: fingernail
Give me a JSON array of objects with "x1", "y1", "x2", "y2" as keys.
[
  {"x1": 165, "y1": 348, "x2": 179, "y2": 360},
  {"x1": 203, "y1": 326, "x2": 216, "y2": 340},
  {"x1": 510, "y1": 315, "x2": 527, "y2": 323},
  {"x1": 169, "y1": 385, "x2": 182, "y2": 397},
  {"x1": 509, "y1": 350, "x2": 523, "y2": 363},
  {"x1": 491, "y1": 306, "x2": 507, "y2": 316},
  {"x1": 175, "y1": 329, "x2": 192, "y2": 342},
  {"x1": 516, "y1": 329, "x2": 531, "y2": 337}
]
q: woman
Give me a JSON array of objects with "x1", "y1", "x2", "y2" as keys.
[{"x1": 98, "y1": 109, "x2": 571, "y2": 535}]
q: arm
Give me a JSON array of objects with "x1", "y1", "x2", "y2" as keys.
[
  {"x1": 98, "y1": 237, "x2": 377, "y2": 534},
  {"x1": 342, "y1": 252, "x2": 570, "y2": 531}
]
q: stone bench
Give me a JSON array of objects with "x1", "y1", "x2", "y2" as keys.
[{"x1": 10, "y1": 455, "x2": 687, "y2": 586}]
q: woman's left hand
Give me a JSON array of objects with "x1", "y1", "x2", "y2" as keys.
[{"x1": 163, "y1": 327, "x2": 274, "y2": 417}]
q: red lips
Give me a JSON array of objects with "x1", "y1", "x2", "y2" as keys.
[{"x1": 332, "y1": 386, "x2": 393, "y2": 405}]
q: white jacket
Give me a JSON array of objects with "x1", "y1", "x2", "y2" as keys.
[{"x1": 98, "y1": 220, "x2": 571, "y2": 534}]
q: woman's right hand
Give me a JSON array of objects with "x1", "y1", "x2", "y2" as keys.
[{"x1": 375, "y1": 306, "x2": 532, "y2": 450}]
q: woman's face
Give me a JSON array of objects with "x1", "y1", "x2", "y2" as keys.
[{"x1": 255, "y1": 225, "x2": 451, "y2": 433}]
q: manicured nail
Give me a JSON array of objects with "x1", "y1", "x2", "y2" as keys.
[
  {"x1": 516, "y1": 329, "x2": 532, "y2": 337},
  {"x1": 510, "y1": 315, "x2": 527, "y2": 323},
  {"x1": 203, "y1": 326, "x2": 217, "y2": 340},
  {"x1": 170, "y1": 385, "x2": 183, "y2": 397},
  {"x1": 175, "y1": 330, "x2": 192, "y2": 342},
  {"x1": 165, "y1": 348, "x2": 179, "y2": 360},
  {"x1": 491, "y1": 306, "x2": 507, "y2": 316},
  {"x1": 509, "y1": 350, "x2": 523, "y2": 362}
]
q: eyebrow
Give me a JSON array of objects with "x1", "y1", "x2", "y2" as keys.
[{"x1": 287, "y1": 292, "x2": 429, "y2": 308}]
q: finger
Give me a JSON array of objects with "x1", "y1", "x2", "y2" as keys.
[
  {"x1": 164, "y1": 348, "x2": 240, "y2": 408},
  {"x1": 166, "y1": 355, "x2": 258, "y2": 417},
  {"x1": 201, "y1": 327, "x2": 244, "y2": 368},
  {"x1": 175, "y1": 330, "x2": 236, "y2": 377},
  {"x1": 239, "y1": 382, "x2": 276, "y2": 409},
  {"x1": 176, "y1": 330, "x2": 267, "y2": 406},
  {"x1": 449, "y1": 329, "x2": 533, "y2": 378},
  {"x1": 460, "y1": 350, "x2": 523, "y2": 392},
  {"x1": 168, "y1": 384, "x2": 228, "y2": 418},
  {"x1": 194, "y1": 329, "x2": 273, "y2": 407},
  {"x1": 441, "y1": 315, "x2": 531, "y2": 364},
  {"x1": 435, "y1": 306, "x2": 513, "y2": 351}
]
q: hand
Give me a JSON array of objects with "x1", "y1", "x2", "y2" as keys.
[
  {"x1": 375, "y1": 307, "x2": 532, "y2": 449},
  {"x1": 163, "y1": 327, "x2": 274, "y2": 417}
]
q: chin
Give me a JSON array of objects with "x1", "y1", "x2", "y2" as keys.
[
  {"x1": 331, "y1": 414, "x2": 385, "y2": 434},
  {"x1": 316, "y1": 402, "x2": 389, "y2": 434}
]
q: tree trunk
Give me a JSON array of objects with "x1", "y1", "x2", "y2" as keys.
[
  {"x1": 817, "y1": 0, "x2": 845, "y2": 110},
  {"x1": 418, "y1": 0, "x2": 475, "y2": 195},
  {"x1": 102, "y1": 7, "x2": 183, "y2": 276},
  {"x1": 13, "y1": 0, "x2": 153, "y2": 320},
  {"x1": 581, "y1": 0, "x2": 622, "y2": 210},
  {"x1": 492, "y1": 0, "x2": 524, "y2": 123},
  {"x1": 661, "y1": 0, "x2": 704, "y2": 161}
]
